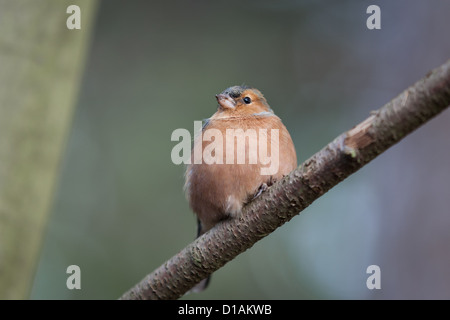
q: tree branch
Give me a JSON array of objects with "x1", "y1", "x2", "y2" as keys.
[{"x1": 120, "y1": 59, "x2": 450, "y2": 300}]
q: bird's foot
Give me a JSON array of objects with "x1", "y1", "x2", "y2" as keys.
[{"x1": 252, "y1": 183, "x2": 268, "y2": 200}]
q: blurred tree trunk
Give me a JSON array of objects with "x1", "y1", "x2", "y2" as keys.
[{"x1": 0, "y1": 0, "x2": 97, "y2": 299}]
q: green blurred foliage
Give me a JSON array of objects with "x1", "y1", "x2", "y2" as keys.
[{"x1": 0, "y1": 0, "x2": 97, "y2": 299}]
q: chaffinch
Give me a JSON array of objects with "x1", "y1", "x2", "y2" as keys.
[{"x1": 185, "y1": 85, "x2": 297, "y2": 291}]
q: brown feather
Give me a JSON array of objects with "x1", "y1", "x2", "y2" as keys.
[{"x1": 185, "y1": 87, "x2": 297, "y2": 234}]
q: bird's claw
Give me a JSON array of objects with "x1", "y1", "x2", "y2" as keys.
[{"x1": 252, "y1": 183, "x2": 268, "y2": 200}]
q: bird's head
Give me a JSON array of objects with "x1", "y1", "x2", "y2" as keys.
[{"x1": 215, "y1": 85, "x2": 273, "y2": 116}]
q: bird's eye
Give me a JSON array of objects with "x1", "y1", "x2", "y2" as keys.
[{"x1": 243, "y1": 97, "x2": 251, "y2": 104}]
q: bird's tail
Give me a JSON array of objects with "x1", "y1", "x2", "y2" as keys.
[
  {"x1": 189, "y1": 276, "x2": 211, "y2": 293},
  {"x1": 187, "y1": 219, "x2": 211, "y2": 293}
]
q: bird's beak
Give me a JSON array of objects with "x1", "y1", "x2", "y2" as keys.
[{"x1": 216, "y1": 93, "x2": 236, "y2": 109}]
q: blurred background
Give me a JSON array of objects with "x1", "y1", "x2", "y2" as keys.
[{"x1": 1, "y1": 0, "x2": 450, "y2": 299}]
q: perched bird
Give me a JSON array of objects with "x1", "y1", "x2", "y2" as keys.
[{"x1": 185, "y1": 85, "x2": 297, "y2": 292}]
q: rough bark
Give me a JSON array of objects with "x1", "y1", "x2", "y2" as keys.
[
  {"x1": 120, "y1": 60, "x2": 450, "y2": 300},
  {"x1": 0, "y1": 1, "x2": 97, "y2": 299}
]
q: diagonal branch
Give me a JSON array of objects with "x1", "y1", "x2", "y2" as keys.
[{"x1": 120, "y1": 59, "x2": 450, "y2": 300}]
